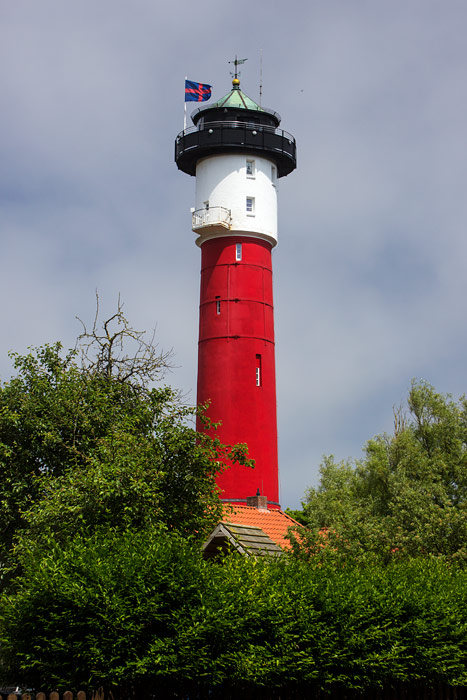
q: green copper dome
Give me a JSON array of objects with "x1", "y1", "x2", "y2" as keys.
[
  {"x1": 191, "y1": 79, "x2": 282, "y2": 127},
  {"x1": 210, "y1": 81, "x2": 265, "y2": 112}
]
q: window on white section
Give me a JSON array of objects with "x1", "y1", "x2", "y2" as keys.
[
  {"x1": 215, "y1": 296, "x2": 221, "y2": 314},
  {"x1": 271, "y1": 165, "x2": 277, "y2": 186},
  {"x1": 255, "y1": 354, "x2": 262, "y2": 387},
  {"x1": 246, "y1": 159, "x2": 255, "y2": 177},
  {"x1": 246, "y1": 197, "x2": 255, "y2": 215},
  {"x1": 236, "y1": 243, "x2": 242, "y2": 261},
  {"x1": 204, "y1": 201, "x2": 209, "y2": 210}
]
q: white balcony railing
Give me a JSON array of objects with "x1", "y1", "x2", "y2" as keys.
[{"x1": 192, "y1": 206, "x2": 232, "y2": 232}]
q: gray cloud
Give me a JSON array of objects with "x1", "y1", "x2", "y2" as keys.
[{"x1": 2, "y1": 0, "x2": 467, "y2": 508}]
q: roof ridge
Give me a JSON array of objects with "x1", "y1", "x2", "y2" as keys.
[
  {"x1": 222, "y1": 521, "x2": 264, "y2": 531},
  {"x1": 223, "y1": 504, "x2": 300, "y2": 521}
]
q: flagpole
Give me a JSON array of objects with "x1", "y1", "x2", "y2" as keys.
[
  {"x1": 184, "y1": 75, "x2": 187, "y2": 132},
  {"x1": 259, "y1": 49, "x2": 263, "y2": 106}
]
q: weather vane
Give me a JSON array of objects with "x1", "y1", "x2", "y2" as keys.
[{"x1": 228, "y1": 55, "x2": 248, "y2": 80}]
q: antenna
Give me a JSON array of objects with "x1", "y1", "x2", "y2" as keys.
[{"x1": 259, "y1": 49, "x2": 263, "y2": 106}]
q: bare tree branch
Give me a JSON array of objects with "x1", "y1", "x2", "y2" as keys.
[
  {"x1": 75, "y1": 292, "x2": 174, "y2": 387},
  {"x1": 393, "y1": 403, "x2": 407, "y2": 437}
]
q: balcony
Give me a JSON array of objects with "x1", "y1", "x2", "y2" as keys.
[{"x1": 192, "y1": 206, "x2": 232, "y2": 234}]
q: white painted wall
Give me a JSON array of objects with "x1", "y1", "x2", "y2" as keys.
[{"x1": 194, "y1": 153, "x2": 278, "y2": 246}]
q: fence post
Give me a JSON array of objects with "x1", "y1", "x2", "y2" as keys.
[{"x1": 90, "y1": 689, "x2": 105, "y2": 700}]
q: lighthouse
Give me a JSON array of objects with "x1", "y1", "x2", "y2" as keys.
[{"x1": 175, "y1": 73, "x2": 296, "y2": 510}]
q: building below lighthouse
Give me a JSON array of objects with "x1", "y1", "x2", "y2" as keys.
[{"x1": 175, "y1": 75, "x2": 296, "y2": 519}]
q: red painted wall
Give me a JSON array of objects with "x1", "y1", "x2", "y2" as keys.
[{"x1": 197, "y1": 235, "x2": 279, "y2": 507}]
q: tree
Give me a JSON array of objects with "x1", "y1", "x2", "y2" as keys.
[
  {"x1": 0, "y1": 303, "x2": 251, "y2": 581},
  {"x1": 291, "y1": 381, "x2": 467, "y2": 562}
]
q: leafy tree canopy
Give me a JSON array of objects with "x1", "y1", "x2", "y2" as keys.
[
  {"x1": 291, "y1": 381, "x2": 467, "y2": 562},
  {"x1": 0, "y1": 302, "x2": 251, "y2": 581},
  {"x1": 2, "y1": 533, "x2": 467, "y2": 697}
]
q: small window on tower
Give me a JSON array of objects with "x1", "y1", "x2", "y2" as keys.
[
  {"x1": 204, "y1": 201, "x2": 209, "y2": 210},
  {"x1": 236, "y1": 243, "x2": 242, "y2": 261},
  {"x1": 215, "y1": 295, "x2": 221, "y2": 315},
  {"x1": 246, "y1": 197, "x2": 255, "y2": 215},
  {"x1": 255, "y1": 354, "x2": 262, "y2": 387},
  {"x1": 246, "y1": 159, "x2": 255, "y2": 178},
  {"x1": 271, "y1": 165, "x2": 277, "y2": 186}
]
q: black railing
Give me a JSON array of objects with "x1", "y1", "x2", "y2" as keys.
[
  {"x1": 179, "y1": 121, "x2": 294, "y2": 141},
  {"x1": 175, "y1": 121, "x2": 296, "y2": 177}
]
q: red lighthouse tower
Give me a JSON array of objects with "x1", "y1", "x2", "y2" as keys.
[{"x1": 175, "y1": 76, "x2": 296, "y2": 509}]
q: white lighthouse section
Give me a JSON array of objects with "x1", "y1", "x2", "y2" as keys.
[{"x1": 194, "y1": 153, "x2": 278, "y2": 246}]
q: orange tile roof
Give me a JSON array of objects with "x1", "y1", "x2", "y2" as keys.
[{"x1": 221, "y1": 504, "x2": 301, "y2": 550}]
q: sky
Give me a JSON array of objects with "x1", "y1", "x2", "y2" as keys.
[{"x1": 2, "y1": 1, "x2": 467, "y2": 509}]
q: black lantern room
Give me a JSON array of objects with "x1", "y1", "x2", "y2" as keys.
[{"x1": 175, "y1": 79, "x2": 297, "y2": 178}]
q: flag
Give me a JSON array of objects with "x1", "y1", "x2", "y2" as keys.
[{"x1": 185, "y1": 80, "x2": 212, "y2": 102}]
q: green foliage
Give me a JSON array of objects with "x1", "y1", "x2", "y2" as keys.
[
  {"x1": 283, "y1": 507, "x2": 308, "y2": 526},
  {"x1": 0, "y1": 528, "x2": 206, "y2": 695},
  {"x1": 294, "y1": 381, "x2": 467, "y2": 562},
  {"x1": 0, "y1": 310, "x2": 251, "y2": 580},
  {"x1": 2, "y1": 540, "x2": 467, "y2": 697}
]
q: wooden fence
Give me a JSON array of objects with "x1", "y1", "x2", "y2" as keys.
[
  {"x1": 0, "y1": 693, "x2": 104, "y2": 700},
  {"x1": 1, "y1": 688, "x2": 466, "y2": 700}
]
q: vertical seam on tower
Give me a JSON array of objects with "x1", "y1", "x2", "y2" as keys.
[{"x1": 227, "y1": 264, "x2": 231, "y2": 342}]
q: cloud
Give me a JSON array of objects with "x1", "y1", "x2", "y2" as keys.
[{"x1": 2, "y1": 0, "x2": 467, "y2": 507}]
